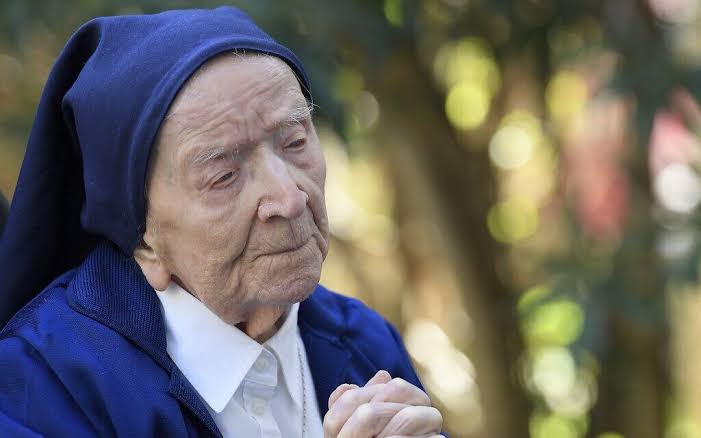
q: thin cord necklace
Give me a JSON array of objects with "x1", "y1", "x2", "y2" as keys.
[{"x1": 297, "y1": 340, "x2": 307, "y2": 437}]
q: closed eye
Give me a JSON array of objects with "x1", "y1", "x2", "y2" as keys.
[
  {"x1": 285, "y1": 138, "x2": 306, "y2": 151},
  {"x1": 211, "y1": 171, "x2": 237, "y2": 189}
]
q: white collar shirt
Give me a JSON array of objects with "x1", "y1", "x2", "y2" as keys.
[{"x1": 155, "y1": 282, "x2": 324, "y2": 438}]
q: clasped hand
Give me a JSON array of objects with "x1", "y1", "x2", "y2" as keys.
[{"x1": 323, "y1": 370, "x2": 444, "y2": 438}]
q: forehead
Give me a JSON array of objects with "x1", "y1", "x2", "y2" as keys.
[{"x1": 162, "y1": 53, "x2": 308, "y2": 141}]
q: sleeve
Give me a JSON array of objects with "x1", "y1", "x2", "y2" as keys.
[{"x1": 0, "y1": 336, "x2": 98, "y2": 437}]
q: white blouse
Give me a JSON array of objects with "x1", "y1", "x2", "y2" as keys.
[{"x1": 155, "y1": 282, "x2": 324, "y2": 437}]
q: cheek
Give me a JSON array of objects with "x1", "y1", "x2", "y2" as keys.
[
  {"x1": 304, "y1": 146, "x2": 326, "y2": 192},
  {"x1": 191, "y1": 201, "x2": 251, "y2": 252},
  {"x1": 302, "y1": 154, "x2": 330, "y2": 251},
  {"x1": 160, "y1": 197, "x2": 254, "y2": 274}
]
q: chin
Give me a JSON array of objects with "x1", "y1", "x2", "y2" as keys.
[{"x1": 274, "y1": 268, "x2": 321, "y2": 304}]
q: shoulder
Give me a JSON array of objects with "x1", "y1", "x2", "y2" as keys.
[
  {"x1": 0, "y1": 263, "x2": 173, "y2": 436},
  {"x1": 0, "y1": 270, "x2": 101, "y2": 436},
  {"x1": 0, "y1": 262, "x2": 152, "y2": 379},
  {"x1": 301, "y1": 284, "x2": 423, "y2": 388},
  {"x1": 301, "y1": 284, "x2": 399, "y2": 346},
  {"x1": 1, "y1": 267, "x2": 128, "y2": 362},
  {"x1": 1, "y1": 268, "x2": 79, "y2": 343},
  {"x1": 0, "y1": 255, "x2": 168, "y2": 382}
]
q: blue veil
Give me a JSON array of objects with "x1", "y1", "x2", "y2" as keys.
[{"x1": 0, "y1": 7, "x2": 311, "y2": 325}]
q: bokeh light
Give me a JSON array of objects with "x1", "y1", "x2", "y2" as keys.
[
  {"x1": 384, "y1": 0, "x2": 404, "y2": 27},
  {"x1": 404, "y1": 318, "x2": 483, "y2": 432},
  {"x1": 546, "y1": 71, "x2": 588, "y2": 124},
  {"x1": 530, "y1": 411, "x2": 581, "y2": 438},
  {"x1": 531, "y1": 347, "x2": 577, "y2": 400},
  {"x1": 649, "y1": 0, "x2": 700, "y2": 24},
  {"x1": 435, "y1": 37, "x2": 500, "y2": 131},
  {"x1": 523, "y1": 299, "x2": 585, "y2": 346},
  {"x1": 489, "y1": 110, "x2": 544, "y2": 170},
  {"x1": 599, "y1": 433, "x2": 625, "y2": 438},
  {"x1": 445, "y1": 81, "x2": 491, "y2": 130},
  {"x1": 654, "y1": 163, "x2": 701, "y2": 214},
  {"x1": 487, "y1": 197, "x2": 539, "y2": 244},
  {"x1": 489, "y1": 125, "x2": 534, "y2": 169}
]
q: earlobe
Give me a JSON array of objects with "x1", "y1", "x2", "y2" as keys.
[{"x1": 133, "y1": 240, "x2": 172, "y2": 291}]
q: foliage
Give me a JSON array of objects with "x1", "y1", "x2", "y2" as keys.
[{"x1": 2, "y1": 1, "x2": 701, "y2": 437}]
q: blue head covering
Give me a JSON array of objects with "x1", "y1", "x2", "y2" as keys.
[{"x1": 0, "y1": 7, "x2": 311, "y2": 325}]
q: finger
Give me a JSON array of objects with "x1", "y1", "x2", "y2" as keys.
[
  {"x1": 329, "y1": 384, "x2": 359, "y2": 410},
  {"x1": 328, "y1": 370, "x2": 390, "y2": 411},
  {"x1": 336, "y1": 402, "x2": 408, "y2": 438},
  {"x1": 365, "y1": 369, "x2": 392, "y2": 387},
  {"x1": 370, "y1": 377, "x2": 431, "y2": 406},
  {"x1": 323, "y1": 384, "x2": 391, "y2": 437},
  {"x1": 376, "y1": 406, "x2": 443, "y2": 438}
]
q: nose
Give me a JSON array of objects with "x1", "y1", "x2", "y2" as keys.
[{"x1": 256, "y1": 150, "x2": 308, "y2": 221}]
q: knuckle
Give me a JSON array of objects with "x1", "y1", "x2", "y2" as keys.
[
  {"x1": 385, "y1": 377, "x2": 431, "y2": 405},
  {"x1": 388, "y1": 377, "x2": 410, "y2": 395},
  {"x1": 322, "y1": 412, "x2": 344, "y2": 435},
  {"x1": 418, "y1": 390, "x2": 432, "y2": 406},
  {"x1": 390, "y1": 377, "x2": 408, "y2": 387},
  {"x1": 396, "y1": 405, "x2": 443, "y2": 428},
  {"x1": 426, "y1": 406, "x2": 444, "y2": 430},
  {"x1": 335, "y1": 387, "x2": 360, "y2": 408},
  {"x1": 386, "y1": 378, "x2": 410, "y2": 396},
  {"x1": 329, "y1": 384, "x2": 352, "y2": 403},
  {"x1": 323, "y1": 418, "x2": 341, "y2": 436},
  {"x1": 356, "y1": 402, "x2": 375, "y2": 422},
  {"x1": 429, "y1": 406, "x2": 443, "y2": 421},
  {"x1": 395, "y1": 405, "x2": 416, "y2": 420}
]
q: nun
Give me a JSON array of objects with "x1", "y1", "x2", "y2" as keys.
[{"x1": 0, "y1": 7, "x2": 443, "y2": 438}]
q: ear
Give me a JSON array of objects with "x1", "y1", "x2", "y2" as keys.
[{"x1": 133, "y1": 239, "x2": 172, "y2": 291}]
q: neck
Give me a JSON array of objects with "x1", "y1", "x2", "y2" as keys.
[
  {"x1": 170, "y1": 277, "x2": 289, "y2": 344},
  {"x1": 235, "y1": 304, "x2": 288, "y2": 343}
]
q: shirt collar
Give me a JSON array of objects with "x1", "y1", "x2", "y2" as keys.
[
  {"x1": 155, "y1": 281, "x2": 302, "y2": 413},
  {"x1": 265, "y1": 295, "x2": 303, "y2": 410}
]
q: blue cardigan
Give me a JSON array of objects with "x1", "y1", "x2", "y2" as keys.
[{"x1": 0, "y1": 242, "x2": 423, "y2": 437}]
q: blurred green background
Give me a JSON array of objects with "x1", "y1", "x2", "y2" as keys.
[{"x1": 2, "y1": 1, "x2": 701, "y2": 437}]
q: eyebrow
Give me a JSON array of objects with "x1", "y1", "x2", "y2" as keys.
[
  {"x1": 190, "y1": 146, "x2": 234, "y2": 167},
  {"x1": 277, "y1": 99, "x2": 314, "y2": 129},
  {"x1": 186, "y1": 100, "x2": 314, "y2": 169}
]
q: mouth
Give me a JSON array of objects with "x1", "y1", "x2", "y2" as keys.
[{"x1": 259, "y1": 236, "x2": 312, "y2": 258}]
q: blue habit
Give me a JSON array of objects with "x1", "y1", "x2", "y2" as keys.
[{"x1": 0, "y1": 242, "x2": 424, "y2": 437}]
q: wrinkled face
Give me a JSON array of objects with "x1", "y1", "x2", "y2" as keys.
[{"x1": 143, "y1": 54, "x2": 329, "y2": 324}]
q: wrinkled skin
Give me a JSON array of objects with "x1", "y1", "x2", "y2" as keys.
[
  {"x1": 324, "y1": 371, "x2": 443, "y2": 438},
  {"x1": 134, "y1": 54, "x2": 329, "y2": 340}
]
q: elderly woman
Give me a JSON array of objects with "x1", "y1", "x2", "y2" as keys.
[{"x1": 0, "y1": 7, "x2": 443, "y2": 438}]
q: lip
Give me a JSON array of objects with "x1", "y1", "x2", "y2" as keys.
[{"x1": 260, "y1": 236, "x2": 311, "y2": 258}]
